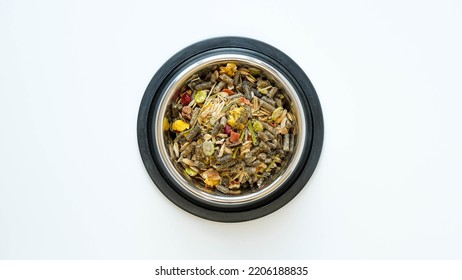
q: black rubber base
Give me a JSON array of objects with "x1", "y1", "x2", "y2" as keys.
[{"x1": 137, "y1": 37, "x2": 323, "y2": 222}]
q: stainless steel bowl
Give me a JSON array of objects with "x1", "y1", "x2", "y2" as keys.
[
  {"x1": 138, "y1": 37, "x2": 323, "y2": 222},
  {"x1": 156, "y1": 53, "x2": 306, "y2": 206}
]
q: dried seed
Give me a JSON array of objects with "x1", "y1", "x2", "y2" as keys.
[
  {"x1": 181, "y1": 158, "x2": 195, "y2": 166},
  {"x1": 275, "y1": 109, "x2": 287, "y2": 124},
  {"x1": 271, "y1": 107, "x2": 284, "y2": 121},
  {"x1": 173, "y1": 142, "x2": 180, "y2": 158},
  {"x1": 180, "y1": 141, "x2": 190, "y2": 152},
  {"x1": 219, "y1": 116, "x2": 227, "y2": 126},
  {"x1": 253, "y1": 96, "x2": 259, "y2": 111},
  {"x1": 281, "y1": 117, "x2": 288, "y2": 128},
  {"x1": 245, "y1": 75, "x2": 256, "y2": 83},
  {"x1": 217, "y1": 185, "x2": 229, "y2": 194},
  {"x1": 287, "y1": 112, "x2": 293, "y2": 122},
  {"x1": 228, "y1": 190, "x2": 241, "y2": 195},
  {"x1": 250, "y1": 160, "x2": 262, "y2": 167},
  {"x1": 203, "y1": 134, "x2": 212, "y2": 141},
  {"x1": 168, "y1": 143, "x2": 175, "y2": 159}
]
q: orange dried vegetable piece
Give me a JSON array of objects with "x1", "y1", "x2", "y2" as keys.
[
  {"x1": 223, "y1": 89, "x2": 234, "y2": 95},
  {"x1": 229, "y1": 130, "x2": 240, "y2": 143},
  {"x1": 239, "y1": 97, "x2": 251, "y2": 105}
]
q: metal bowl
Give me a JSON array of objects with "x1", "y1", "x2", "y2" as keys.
[{"x1": 138, "y1": 37, "x2": 323, "y2": 222}]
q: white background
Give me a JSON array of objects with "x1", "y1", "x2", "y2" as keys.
[{"x1": 1, "y1": 0, "x2": 461, "y2": 259}]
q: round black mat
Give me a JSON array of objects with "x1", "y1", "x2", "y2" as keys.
[{"x1": 137, "y1": 37, "x2": 323, "y2": 222}]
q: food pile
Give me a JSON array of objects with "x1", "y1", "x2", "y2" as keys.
[{"x1": 164, "y1": 62, "x2": 296, "y2": 195}]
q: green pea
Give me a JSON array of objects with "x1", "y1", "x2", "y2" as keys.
[
  {"x1": 202, "y1": 140, "x2": 215, "y2": 156},
  {"x1": 195, "y1": 90, "x2": 207, "y2": 104},
  {"x1": 252, "y1": 121, "x2": 264, "y2": 132},
  {"x1": 185, "y1": 167, "x2": 197, "y2": 177}
]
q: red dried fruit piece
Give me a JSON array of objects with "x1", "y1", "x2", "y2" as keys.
[
  {"x1": 172, "y1": 89, "x2": 180, "y2": 101},
  {"x1": 224, "y1": 124, "x2": 232, "y2": 135},
  {"x1": 181, "y1": 93, "x2": 191, "y2": 106}
]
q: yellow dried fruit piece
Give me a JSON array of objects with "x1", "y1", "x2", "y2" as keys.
[
  {"x1": 227, "y1": 116, "x2": 236, "y2": 127},
  {"x1": 171, "y1": 119, "x2": 190, "y2": 132},
  {"x1": 219, "y1": 63, "x2": 237, "y2": 77},
  {"x1": 163, "y1": 118, "x2": 170, "y2": 131},
  {"x1": 202, "y1": 168, "x2": 221, "y2": 187},
  {"x1": 227, "y1": 107, "x2": 246, "y2": 129},
  {"x1": 204, "y1": 178, "x2": 220, "y2": 186}
]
